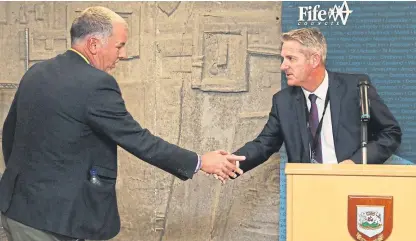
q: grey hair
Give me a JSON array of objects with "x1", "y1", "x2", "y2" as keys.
[
  {"x1": 70, "y1": 6, "x2": 126, "y2": 45},
  {"x1": 281, "y1": 27, "x2": 327, "y2": 64}
]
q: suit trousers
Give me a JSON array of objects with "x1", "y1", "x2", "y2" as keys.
[{"x1": 1, "y1": 214, "x2": 84, "y2": 241}]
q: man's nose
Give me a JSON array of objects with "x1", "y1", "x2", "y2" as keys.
[
  {"x1": 280, "y1": 60, "x2": 288, "y2": 71},
  {"x1": 119, "y1": 48, "x2": 127, "y2": 59}
]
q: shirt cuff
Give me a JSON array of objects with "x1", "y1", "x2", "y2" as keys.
[{"x1": 195, "y1": 154, "x2": 202, "y2": 173}]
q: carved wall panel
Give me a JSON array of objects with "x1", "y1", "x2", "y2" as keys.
[
  {"x1": 29, "y1": 30, "x2": 67, "y2": 61},
  {"x1": 192, "y1": 15, "x2": 249, "y2": 92},
  {"x1": 0, "y1": 2, "x2": 282, "y2": 241}
]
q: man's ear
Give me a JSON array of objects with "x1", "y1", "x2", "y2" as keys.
[
  {"x1": 86, "y1": 37, "x2": 100, "y2": 55},
  {"x1": 310, "y1": 53, "x2": 321, "y2": 68}
]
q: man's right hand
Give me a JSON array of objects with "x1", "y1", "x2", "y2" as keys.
[{"x1": 200, "y1": 150, "x2": 245, "y2": 182}]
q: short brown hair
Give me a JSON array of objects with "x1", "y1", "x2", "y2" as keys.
[{"x1": 281, "y1": 28, "x2": 327, "y2": 63}]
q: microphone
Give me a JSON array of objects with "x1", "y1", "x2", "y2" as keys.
[
  {"x1": 358, "y1": 78, "x2": 370, "y2": 164},
  {"x1": 358, "y1": 78, "x2": 370, "y2": 122}
]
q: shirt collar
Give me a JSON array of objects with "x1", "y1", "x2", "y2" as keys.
[
  {"x1": 68, "y1": 48, "x2": 90, "y2": 64},
  {"x1": 302, "y1": 70, "x2": 329, "y2": 101}
]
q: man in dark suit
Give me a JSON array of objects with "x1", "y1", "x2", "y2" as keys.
[
  {"x1": 0, "y1": 6, "x2": 244, "y2": 241},
  {"x1": 229, "y1": 27, "x2": 401, "y2": 174}
]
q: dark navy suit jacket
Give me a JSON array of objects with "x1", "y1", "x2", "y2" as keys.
[
  {"x1": 0, "y1": 50, "x2": 198, "y2": 240},
  {"x1": 235, "y1": 71, "x2": 402, "y2": 172}
]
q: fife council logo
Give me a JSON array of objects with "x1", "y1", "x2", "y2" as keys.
[{"x1": 298, "y1": 1, "x2": 353, "y2": 26}]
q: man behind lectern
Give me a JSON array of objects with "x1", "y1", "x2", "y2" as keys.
[{"x1": 231, "y1": 27, "x2": 401, "y2": 171}]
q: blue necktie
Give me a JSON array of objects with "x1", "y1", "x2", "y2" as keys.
[{"x1": 308, "y1": 94, "x2": 323, "y2": 163}]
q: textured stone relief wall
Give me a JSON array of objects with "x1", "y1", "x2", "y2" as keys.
[{"x1": 0, "y1": 2, "x2": 282, "y2": 241}]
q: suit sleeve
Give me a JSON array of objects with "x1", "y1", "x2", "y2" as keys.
[
  {"x1": 350, "y1": 77, "x2": 402, "y2": 164},
  {"x1": 85, "y1": 76, "x2": 198, "y2": 180},
  {"x1": 233, "y1": 95, "x2": 284, "y2": 173},
  {"x1": 2, "y1": 90, "x2": 19, "y2": 166}
]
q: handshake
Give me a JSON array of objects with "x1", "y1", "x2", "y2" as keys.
[{"x1": 199, "y1": 150, "x2": 246, "y2": 183}]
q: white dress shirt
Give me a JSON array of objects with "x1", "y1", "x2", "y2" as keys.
[{"x1": 302, "y1": 71, "x2": 338, "y2": 164}]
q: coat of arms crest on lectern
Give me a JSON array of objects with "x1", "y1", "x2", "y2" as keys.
[{"x1": 348, "y1": 196, "x2": 393, "y2": 241}]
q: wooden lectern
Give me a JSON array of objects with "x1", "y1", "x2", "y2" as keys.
[{"x1": 285, "y1": 163, "x2": 416, "y2": 241}]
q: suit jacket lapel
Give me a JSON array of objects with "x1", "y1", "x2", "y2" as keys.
[
  {"x1": 328, "y1": 71, "x2": 342, "y2": 160},
  {"x1": 294, "y1": 87, "x2": 310, "y2": 161}
]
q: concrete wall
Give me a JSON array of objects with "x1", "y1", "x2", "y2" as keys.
[{"x1": 0, "y1": 2, "x2": 282, "y2": 240}]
